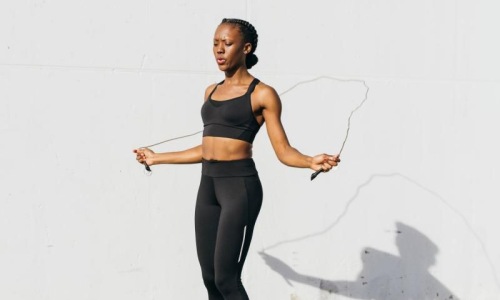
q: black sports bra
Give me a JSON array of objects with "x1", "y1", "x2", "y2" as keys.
[{"x1": 201, "y1": 78, "x2": 262, "y2": 144}]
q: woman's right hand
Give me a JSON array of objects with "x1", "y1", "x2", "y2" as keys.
[
  {"x1": 133, "y1": 148, "x2": 156, "y2": 166},
  {"x1": 311, "y1": 153, "x2": 340, "y2": 172}
]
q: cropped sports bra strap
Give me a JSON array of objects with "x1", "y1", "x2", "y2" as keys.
[
  {"x1": 207, "y1": 80, "x2": 225, "y2": 99},
  {"x1": 246, "y1": 78, "x2": 260, "y2": 94}
]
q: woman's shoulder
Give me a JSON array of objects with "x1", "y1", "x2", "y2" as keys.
[
  {"x1": 254, "y1": 80, "x2": 279, "y2": 98},
  {"x1": 254, "y1": 80, "x2": 280, "y2": 105},
  {"x1": 205, "y1": 82, "x2": 218, "y2": 92},
  {"x1": 204, "y1": 82, "x2": 219, "y2": 101}
]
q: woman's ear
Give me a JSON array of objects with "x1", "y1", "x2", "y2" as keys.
[{"x1": 243, "y1": 43, "x2": 252, "y2": 54}]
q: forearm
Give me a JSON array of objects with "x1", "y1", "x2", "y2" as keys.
[
  {"x1": 276, "y1": 145, "x2": 313, "y2": 169},
  {"x1": 151, "y1": 145, "x2": 203, "y2": 165}
]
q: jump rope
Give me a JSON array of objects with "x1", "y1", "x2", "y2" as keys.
[{"x1": 139, "y1": 76, "x2": 370, "y2": 181}]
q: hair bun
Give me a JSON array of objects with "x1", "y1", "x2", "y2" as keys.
[{"x1": 246, "y1": 53, "x2": 258, "y2": 69}]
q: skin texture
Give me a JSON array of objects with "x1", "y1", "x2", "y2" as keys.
[{"x1": 134, "y1": 23, "x2": 340, "y2": 171}]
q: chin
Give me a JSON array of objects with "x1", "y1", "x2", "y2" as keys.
[
  {"x1": 218, "y1": 65, "x2": 238, "y2": 73},
  {"x1": 217, "y1": 65, "x2": 231, "y2": 72}
]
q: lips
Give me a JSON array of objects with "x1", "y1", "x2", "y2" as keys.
[{"x1": 216, "y1": 58, "x2": 226, "y2": 65}]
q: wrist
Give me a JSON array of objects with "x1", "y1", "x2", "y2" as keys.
[
  {"x1": 150, "y1": 153, "x2": 159, "y2": 165},
  {"x1": 306, "y1": 156, "x2": 314, "y2": 170}
]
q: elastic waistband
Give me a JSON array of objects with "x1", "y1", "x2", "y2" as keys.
[{"x1": 202, "y1": 158, "x2": 258, "y2": 177}]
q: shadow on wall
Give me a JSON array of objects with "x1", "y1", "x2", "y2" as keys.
[{"x1": 260, "y1": 222, "x2": 458, "y2": 300}]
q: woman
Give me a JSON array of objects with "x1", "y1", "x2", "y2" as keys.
[{"x1": 134, "y1": 18, "x2": 340, "y2": 300}]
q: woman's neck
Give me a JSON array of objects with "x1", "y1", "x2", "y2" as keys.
[{"x1": 223, "y1": 68, "x2": 252, "y2": 85}]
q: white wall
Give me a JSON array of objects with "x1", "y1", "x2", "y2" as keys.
[{"x1": 1, "y1": 1, "x2": 499, "y2": 299}]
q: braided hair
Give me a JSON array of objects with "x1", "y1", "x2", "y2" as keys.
[{"x1": 221, "y1": 18, "x2": 259, "y2": 69}]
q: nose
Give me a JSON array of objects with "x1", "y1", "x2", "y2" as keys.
[{"x1": 216, "y1": 44, "x2": 224, "y2": 54}]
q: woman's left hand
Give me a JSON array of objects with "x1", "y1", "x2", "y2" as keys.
[{"x1": 311, "y1": 154, "x2": 340, "y2": 172}]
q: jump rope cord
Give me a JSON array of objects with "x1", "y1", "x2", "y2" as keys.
[
  {"x1": 281, "y1": 76, "x2": 370, "y2": 180},
  {"x1": 140, "y1": 76, "x2": 370, "y2": 179},
  {"x1": 142, "y1": 130, "x2": 203, "y2": 148}
]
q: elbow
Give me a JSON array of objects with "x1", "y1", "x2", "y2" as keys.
[
  {"x1": 275, "y1": 147, "x2": 292, "y2": 166},
  {"x1": 276, "y1": 155, "x2": 288, "y2": 166}
]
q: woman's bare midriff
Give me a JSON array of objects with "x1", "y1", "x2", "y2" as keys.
[{"x1": 202, "y1": 136, "x2": 253, "y2": 161}]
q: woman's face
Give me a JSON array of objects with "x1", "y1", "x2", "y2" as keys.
[{"x1": 213, "y1": 24, "x2": 250, "y2": 71}]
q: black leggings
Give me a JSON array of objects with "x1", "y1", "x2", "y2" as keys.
[{"x1": 195, "y1": 159, "x2": 263, "y2": 300}]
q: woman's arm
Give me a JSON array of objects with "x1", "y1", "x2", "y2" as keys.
[
  {"x1": 133, "y1": 145, "x2": 203, "y2": 166},
  {"x1": 257, "y1": 84, "x2": 340, "y2": 171}
]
